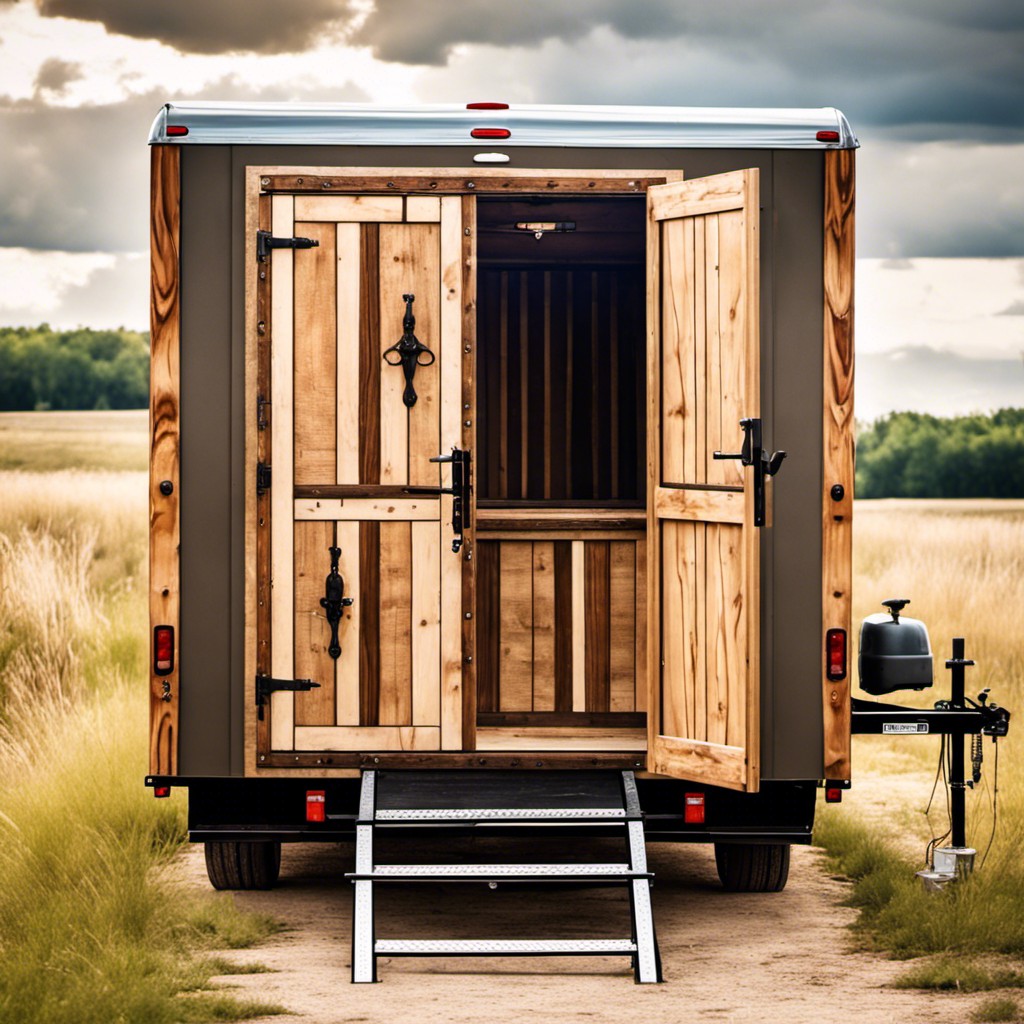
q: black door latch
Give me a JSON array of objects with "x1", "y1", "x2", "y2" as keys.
[
  {"x1": 417, "y1": 447, "x2": 472, "y2": 552},
  {"x1": 255, "y1": 674, "x2": 320, "y2": 719},
  {"x1": 713, "y1": 417, "x2": 786, "y2": 527},
  {"x1": 320, "y1": 546, "x2": 354, "y2": 660},
  {"x1": 256, "y1": 230, "x2": 320, "y2": 262}
]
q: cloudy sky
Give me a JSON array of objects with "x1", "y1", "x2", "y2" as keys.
[{"x1": 0, "y1": 0, "x2": 1021, "y2": 415}]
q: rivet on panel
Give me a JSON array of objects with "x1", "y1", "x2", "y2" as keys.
[
  {"x1": 260, "y1": 177, "x2": 269, "y2": 186},
  {"x1": 464, "y1": 612, "x2": 472, "y2": 620}
]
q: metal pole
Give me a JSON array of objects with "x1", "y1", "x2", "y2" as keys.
[{"x1": 946, "y1": 637, "x2": 971, "y2": 849}]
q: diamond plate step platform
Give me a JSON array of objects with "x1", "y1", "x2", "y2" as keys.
[{"x1": 345, "y1": 769, "x2": 662, "y2": 984}]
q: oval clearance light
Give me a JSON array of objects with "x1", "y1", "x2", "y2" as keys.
[
  {"x1": 474, "y1": 153, "x2": 510, "y2": 164},
  {"x1": 826, "y1": 628, "x2": 847, "y2": 681},
  {"x1": 166, "y1": 125, "x2": 189, "y2": 137},
  {"x1": 816, "y1": 130, "x2": 840, "y2": 143},
  {"x1": 467, "y1": 102, "x2": 509, "y2": 110},
  {"x1": 471, "y1": 128, "x2": 511, "y2": 139}
]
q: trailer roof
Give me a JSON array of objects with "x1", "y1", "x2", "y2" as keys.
[{"x1": 148, "y1": 102, "x2": 857, "y2": 150}]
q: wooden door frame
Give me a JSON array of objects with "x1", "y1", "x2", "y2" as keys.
[{"x1": 242, "y1": 166, "x2": 682, "y2": 774}]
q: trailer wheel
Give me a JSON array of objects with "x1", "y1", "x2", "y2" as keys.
[
  {"x1": 714, "y1": 842, "x2": 790, "y2": 892},
  {"x1": 204, "y1": 841, "x2": 282, "y2": 890}
]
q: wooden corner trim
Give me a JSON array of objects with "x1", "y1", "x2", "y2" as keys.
[
  {"x1": 149, "y1": 145, "x2": 181, "y2": 775},
  {"x1": 822, "y1": 149, "x2": 855, "y2": 781}
]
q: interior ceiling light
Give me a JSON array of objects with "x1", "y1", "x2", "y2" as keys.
[{"x1": 514, "y1": 220, "x2": 576, "y2": 240}]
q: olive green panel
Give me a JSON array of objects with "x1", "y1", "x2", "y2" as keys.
[{"x1": 173, "y1": 142, "x2": 826, "y2": 778}]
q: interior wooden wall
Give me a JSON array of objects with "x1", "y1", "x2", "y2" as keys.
[
  {"x1": 476, "y1": 536, "x2": 646, "y2": 721},
  {"x1": 477, "y1": 267, "x2": 646, "y2": 503}
]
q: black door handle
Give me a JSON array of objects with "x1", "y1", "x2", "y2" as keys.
[{"x1": 713, "y1": 418, "x2": 786, "y2": 527}]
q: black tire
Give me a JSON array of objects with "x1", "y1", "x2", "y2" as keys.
[
  {"x1": 714, "y1": 842, "x2": 790, "y2": 892},
  {"x1": 204, "y1": 840, "x2": 282, "y2": 890}
]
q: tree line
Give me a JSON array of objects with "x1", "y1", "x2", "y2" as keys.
[
  {"x1": 0, "y1": 325, "x2": 149, "y2": 411},
  {"x1": 856, "y1": 409, "x2": 1024, "y2": 498}
]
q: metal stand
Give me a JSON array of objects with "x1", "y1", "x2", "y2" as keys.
[{"x1": 347, "y1": 769, "x2": 662, "y2": 984}]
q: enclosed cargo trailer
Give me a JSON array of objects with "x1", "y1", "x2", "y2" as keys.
[{"x1": 146, "y1": 103, "x2": 857, "y2": 904}]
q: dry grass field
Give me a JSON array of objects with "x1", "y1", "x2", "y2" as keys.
[{"x1": 1, "y1": 411, "x2": 1023, "y2": 1019}]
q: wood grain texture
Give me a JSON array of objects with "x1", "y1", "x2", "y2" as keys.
[
  {"x1": 334, "y1": 520, "x2": 361, "y2": 725},
  {"x1": 266, "y1": 174, "x2": 668, "y2": 195},
  {"x1": 553, "y1": 540, "x2": 574, "y2": 713},
  {"x1": 460, "y1": 194, "x2": 478, "y2": 750},
  {"x1": 499, "y1": 542, "x2": 534, "y2": 712},
  {"x1": 269, "y1": 193, "x2": 296, "y2": 752},
  {"x1": 293, "y1": 520, "x2": 336, "y2": 725},
  {"x1": 294, "y1": 726, "x2": 439, "y2": 750},
  {"x1": 411, "y1": 520, "x2": 441, "y2": 726},
  {"x1": 439, "y1": 196, "x2": 464, "y2": 749},
  {"x1": 654, "y1": 486, "x2": 744, "y2": 524},
  {"x1": 532, "y1": 542, "x2": 556, "y2": 711},
  {"x1": 378, "y1": 520, "x2": 412, "y2": 725},
  {"x1": 822, "y1": 149, "x2": 855, "y2": 782},
  {"x1": 149, "y1": 145, "x2": 180, "y2": 775},
  {"x1": 609, "y1": 541, "x2": 636, "y2": 712},
  {"x1": 359, "y1": 521, "x2": 380, "y2": 726},
  {"x1": 293, "y1": 221, "x2": 337, "y2": 484},
  {"x1": 336, "y1": 223, "x2": 361, "y2": 484},
  {"x1": 634, "y1": 537, "x2": 648, "y2": 713},
  {"x1": 294, "y1": 497, "x2": 440, "y2": 521},
  {"x1": 293, "y1": 195, "x2": 404, "y2": 221},
  {"x1": 359, "y1": 225, "x2": 381, "y2": 484},
  {"x1": 475, "y1": 541, "x2": 500, "y2": 715},
  {"x1": 585, "y1": 541, "x2": 611, "y2": 712},
  {"x1": 406, "y1": 196, "x2": 442, "y2": 222},
  {"x1": 571, "y1": 540, "x2": 586, "y2": 712}
]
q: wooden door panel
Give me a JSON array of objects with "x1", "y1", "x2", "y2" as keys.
[
  {"x1": 259, "y1": 190, "x2": 464, "y2": 758},
  {"x1": 648, "y1": 169, "x2": 761, "y2": 792}
]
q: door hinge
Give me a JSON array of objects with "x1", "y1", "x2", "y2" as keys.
[
  {"x1": 256, "y1": 229, "x2": 319, "y2": 262},
  {"x1": 255, "y1": 674, "x2": 320, "y2": 720},
  {"x1": 257, "y1": 394, "x2": 270, "y2": 430},
  {"x1": 256, "y1": 462, "x2": 272, "y2": 496}
]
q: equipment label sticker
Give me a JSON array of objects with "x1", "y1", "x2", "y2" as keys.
[{"x1": 883, "y1": 723, "x2": 929, "y2": 734}]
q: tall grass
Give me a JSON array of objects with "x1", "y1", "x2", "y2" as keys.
[
  {"x1": 820, "y1": 499, "x2": 1024, "y2": 979},
  {"x1": 0, "y1": 468, "x2": 282, "y2": 1024}
]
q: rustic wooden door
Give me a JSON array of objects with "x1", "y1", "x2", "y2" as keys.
[
  {"x1": 645, "y1": 169, "x2": 762, "y2": 792},
  {"x1": 258, "y1": 192, "x2": 466, "y2": 758}
]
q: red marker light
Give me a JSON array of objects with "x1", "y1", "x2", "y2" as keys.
[
  {"x1": 684, "y1": 793, "x2": 705, "y2": 825},
  {"x1": 154, "y1": 786, "x2": 171, "y2": 799},
  {"x1": 826, "y1": 628, "x2": 847, "y2": 681},
  {"x1": 166, "y1": 125, "x2": 189, "y2": 137},
  {"x1": 306, "y1": 790, "x2": 326, "y2": 823},
  {"x1": 825, "y1": 787, "x2": 843, "y2": 804},
  {"x1": 467, "y1": 102, "x2": 509, "y2": 110},
  {"x1": 154, "y1": 625, "x2": 174, "y2": 675},
  {"x1": 471, "y1": 128, "x2": 511, "y2": 139},
  {"x1": 816, "y1": 130, "x2": 840, "y2": 143}
]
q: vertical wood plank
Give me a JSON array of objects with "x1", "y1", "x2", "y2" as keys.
[
  {"x1": 519, "y1": 270, "x2": 529, "y2": 499},
  {"x1": 553, "y1": 540, "x2": 574, "y2": 713},
  {"x1": 646, "y1": 196, "x2": 662, "y2": 751},
  {"x1": 707, "y1": 522, "x2": 745, "y2": 746},
  {"x1": 476, "y1": 541, "x2": 500, "y2": 714},
  {"x1": 409, "y1": 224, "x2": 442, "y2": 486},
  {"x1": 439, "y1": 196, "x2": 463, "y2": 748},
  {"x1": 359, "y1": 520, "x2": 380, "y2": 726},
  {"x1": 704, "y1": 214, "x2": 724, "y2": 485},
  {"x1": 609, "y1": 275, "x2": 620, "y2": 500},
  {"x1": 532, "y1": 542, "x2": 556, "y2": 711},
  {"x1": 823, "y1": 149, "x2": 855, "y2": 781},
  {"x1": 498, "y1": 542, "x2": 534, "y2": 712},
  {"x1": 565, "y1": 273, "x2": 574, "y2": 497},
  {"x1": 693, "y1": 216, "x2": 708, "y2": 485},
  {"x1": 412, "y1": 520, "x2": 441, "y2": 726},
  {"x1": 293, "y1": 221, "x2": 336, "y2": 484},
  {"x1": 634, "y1": 537, "x2": 648, "y2": 712},
  {"x1": 590, "y1": 272, "x2": 601, "y2": 498},
  {"x1": 294, "y1": 520, "x2": 336, "y2": 725},
  {"x1": 335, "y1": 520, "x2": 361, "y2": 725},
  {"x1": 661, "y1": 520, "x2": 696, "y2": 738},
  {"x1": 716, "y1": 210, "x2": 746, "y2": 488},
  {"x1": 499, "y1": 272, "x2": 509, "y2": 499},
  {"x1": 270, "y1": 193, "x2": 295, "y2": 751},
  {"x1": 336, "y1": 223, "x2": 361, "y2": 484},
  {"x1": 585, "y1": 541, "x2": 611, "y2": 713},
  {"x1": 378, "y1": 520, "x2": 412, "y2": 724},
  {"x1": 460, "y1": 194, "x2": 478, "y2": 750},
  {"x1": 609, "y1": 541, "x2": 635, "y2": 712},
  {"x1": 149, "y1": 144, "x2": 180, "y2": 775},
  {"x1": 661, "y1": 217, "x2": 695, "y2": 486},
  {"x1": 359, "y1": 224, "x2": 381, "y2": 484},
  {"x1": 543, "y1": 271, "x2": 552, "y2": 500},
  {"x1": 571, "y1": 539, "x2": 586, "y2": 712},
  {"x1": 549, "y1": 271, "x2": 568, "y2": 501}
]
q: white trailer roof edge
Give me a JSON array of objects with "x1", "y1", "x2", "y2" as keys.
[{"x1": 148, "y1": 102, "x2": 858, "y2": 149}]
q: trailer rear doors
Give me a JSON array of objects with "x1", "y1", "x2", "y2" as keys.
[{"x1": 645, "y1": 170, "x2": 762, "y2": 793}]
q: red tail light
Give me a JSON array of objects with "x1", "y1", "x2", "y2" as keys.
[
  {"x1": 826, "y1": 628, "x2": 847, "y2": 681},
  {"x1": 154, "y1": 625, "x2": 174, "y2": 675},
  {"x1": 684, "y1": 793, "x2": 705, "y2": 824},
  {"x1": 471, "y1": 128, "x2": 511, "y2": 139},
  {"x1": 154, "y1": 785, "x2": 171, "y2": 799},
  {"x1": 816, "y1": 130, "x2": 840, "y2": 143},
  {"x1": 306, "y1": 790, "x2": 326, "y2": 823},
  {"x1": 166, "y1": 125, "x2": 189, "y2": 137},
  {"x1": 467, "y1": 102, "x2": 509, "y2": 110},
  {"x1": 825, "y1": 786, "x2": 843, "y2": 803}
]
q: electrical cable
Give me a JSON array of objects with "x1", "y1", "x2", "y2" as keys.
[
  {"x1": 981, "y1": 739, "x2": 999, "y2": 868},
  {"x1": 924, "y1": 734, "x2": 952, "y2": 869}
]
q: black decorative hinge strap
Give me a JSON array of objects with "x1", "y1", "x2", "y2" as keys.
[
  {"x1": 382, "y1": 293, "x2": 435, "y2": 407},
  {"x1": 255, "y1": 675, "x2": 320, "y2": 719},
  {"x1": 256, "y1": 229, "x2": 319, "y2": 262},
  {"x1": 256, "y1": 462, "x2": 272, "y2": 495}
]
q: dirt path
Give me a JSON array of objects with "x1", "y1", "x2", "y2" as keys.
[{"x1": 181, "y1": 836, "x2": 976, "y2": 1024}]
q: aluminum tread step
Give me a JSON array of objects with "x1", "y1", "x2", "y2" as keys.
[
  {"x1": 370, "y1": 806, "x2": 630, "y2": 822},
  {"x1": 375, "y1": 938, "x2": 638, "y2": 956},
  {"x1": 348, "y1": 862, "x2": 649, "y2": 881}
]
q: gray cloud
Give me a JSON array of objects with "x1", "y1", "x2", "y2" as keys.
[
  {"x1": 998, "y1": 300, "x2": 1024, "y2": 316},
  {"x1": 34, "y1": 58, "x2": 82, "y2": 96},
  {"x1": 34, "y1": 0, "x2": 354, "y2": 55},
  {"x1": 0, "y1": 77, "x2": 369, "y2": 254}
]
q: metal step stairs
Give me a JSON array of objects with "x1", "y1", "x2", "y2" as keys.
[{"x1": 346, "y1": 769, "x2": 662, "y2": 984}]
